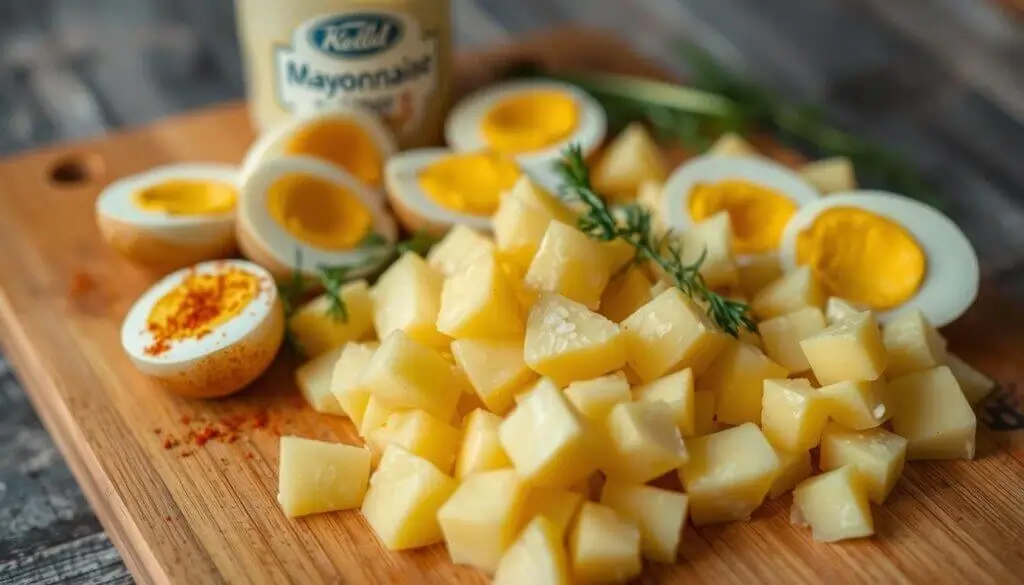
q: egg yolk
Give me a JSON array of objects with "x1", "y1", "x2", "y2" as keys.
[
  {"x1": 481, "y1": 91, "x2": 579, "y2": 154},
  {"x1": 266, "y1": 173, "x2": 372, "y2": 251},
  {"x1": 133, "y1": 180, "x2": 236, "y2": 215},
  {"x1": 796, "y1": 207, "x2": 926, "y2": 310},
  {"x1": 689, "y1": 180, "x2": 798, "y2": 255},
  {"x1": 146, "y1": 266, "x2": 259, "y2": 348},
  {"x1": 418, "y1": 152, "x2": 522, "y2": 216},
  {"x1": 283, "y1": 119, "x2": 383, "y2": 188}
]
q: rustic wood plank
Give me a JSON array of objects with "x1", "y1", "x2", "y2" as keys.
[{"x1": 0, "y1": 533, "x2": 131, "y2": 585}]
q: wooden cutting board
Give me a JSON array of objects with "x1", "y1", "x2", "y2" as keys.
[{"x1": 0, "y1": 29, "x2": 1022, "y2": 585}]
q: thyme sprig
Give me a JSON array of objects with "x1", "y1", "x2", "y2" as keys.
[{"x1": 556, "y1": 145, "x2": 756, "y2": 337}]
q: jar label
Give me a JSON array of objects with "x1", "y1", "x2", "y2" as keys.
[{"x1": 274, "y1": 10, "x2": 437, "y2": 137}]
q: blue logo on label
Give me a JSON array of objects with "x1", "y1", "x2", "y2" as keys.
[{"x1": 308, "y1": 14, "x2": 403, "y2": 58}]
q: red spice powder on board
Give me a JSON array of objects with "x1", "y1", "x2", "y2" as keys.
[{"x1": 161, "y1": 408, "x2": 277, "y2": 457}]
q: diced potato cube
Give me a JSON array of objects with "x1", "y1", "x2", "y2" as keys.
[
  {"x1": 426, "y1": 225, "x2": 495, "y2": 277},
  {"x1": 359, "y1": 397, "x2": 395, "y2": 443},
  {"x1": 600, "y1": 269, "x2": 653, "y2": 323},
  {"x1": 456, "y1": 409, "x2": 512, "y2": 480},
  {"x1": 564, "y1": 372, "x2": 631, "y2": 423},
  {"x1": 361, "y1": 447, "x2": 457, "y2": 550},
  {"x1": 494, "y1": 516, "x2": 571, "y2": 585},
  {"x1": 524, "y1": 294, "x2": 627, "y2": 386},
  {"x1": 296, "y1": 344, "x2": 347, "y2": 416},
  {"x1": 737, "y1": 253, "x2": 783, "y2": 298},
  {"x1": 601, "y1": 238, "x2": 637, "y2": 276},
  {"x1": 888, "y1": 366, "x2": 976, "y2": 460},
  {"x1": 591, "y1": 122, "x2": 667, "y2": 202},
  {"x1": 277, "y1": 437, "x2": 371, "y2": 517},
  {"x1": 751, "y1": 267, "x2": 825, "y2": 320},
  {"x1": 759, "y1": 307, "x2": 827, "y2": 373},
  {"x1": 437, "y1": 253, "x2": 525, "y2": 339},
  {"x1": 357, "y1": 330, "x2": 462, "y2": 422},
  {"x1": 637, "y1": 180, "x2": 668, "y2": 232},
  {"x1": 633, "y1": 369, "x2": 696, "y2": 436},
  {"x1": 518, "y1": 486, "x2": 585, "y2": 538},
  {"x1": 768, "y1": 446, "x2": 813, "y2": 499},
  {"x1": 678, "y1": 423, "x2": 780, "y2": 525},
  {"x1": 569, "y1": 502, "x2": 642, "y2": 584},
  {"x1": 701, "y1": 341, "x2": 788, "y2": 426},
  {"x1": 882, "y1": 308, "x2": 947, "y2": 378},
  {"x1": 331, "y1": 342, "x2": 378, "y2": 427},
  {"x1": 524, "y1": 221, "x2": 611, "y2": 310},
  {"x1": 799, "y1": 157, "x2": 856, "y2": 194},
  {"x1": 648, "y1": 279, "x2": 672, "y2": 298},
  {"x1": 622, "y1": 288, "x2": 729, "y2": 382},
  {"x1": 693, "y1": 390, "x2": 718, "y2": 436},
  {"x1": 819, "y1": 422, "x2": 907, "y2": 504},
  {"x1": 945, "y1": 353, "x2": 995, "y2": 405},
  {"x1": 819, "y1": 379, "x2": 888, "y2": 430},
  {"x1": 677, "y1": 212, "x2": 739, "y2": 289},
  {"x1": 603, "y1": 401, "x2": 689, "y2": 484},
  {"x1": 451, "y1": 338, "x2": 536, "y2": 415},
  {"x1": 825, "y1": 297, "x2": 864, "y2": 325},
  {"x1": 372, "y1": 409, "x2": 461, "y2": 474},
  {"x1": 511, "y1": 174, "x2": 576, "y2": 223},
  {"x1": 499, "y1": 378, "x2": 600, "y2": 488},
  {"x1": 600, "y1": 482, "x2": 688, "y2": 563},
  {"x1": 791, "y1": 465, "x2": 873, "y2": 542},
  {"x1": 438, "y1": 470, "x2": 528, "y2": 574},
  {"x1": 801, "y1": 311, "x2": 887, "y2": 385},
  {"x1": 289, "y1": 281, "x2": 374, "y2": 358},
  {"x1": 493, "y1": 177, "x2": 572, "y2": 267},
  {"x1": 708, "y1": 132, "x2": 758, "y2": 156},
  {"x1": 370, "y1": 253, "x2": 449, "y2": 347},
  {"x1": 761, "y1": 378, "x2": 829, "y2": 451}
]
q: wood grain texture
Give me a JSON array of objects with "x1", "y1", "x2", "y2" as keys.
[{"x1": 0, "y1": 29, "x2": 1022, "y2": 585}]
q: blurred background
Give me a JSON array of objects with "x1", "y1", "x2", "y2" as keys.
[{"x1": 0, "y1": 0, "x2": 1021, "y2": 583}]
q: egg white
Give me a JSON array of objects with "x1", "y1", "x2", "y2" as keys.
[
  {"x1": 444, "y1": 80, "x2": 607, "y2": 168},
  {"x1": 238, "y1": 155, "x2": 397, "y2": 278},
  {"x1": 779, "y1": 191, "x2": 979, "y2": 327}
]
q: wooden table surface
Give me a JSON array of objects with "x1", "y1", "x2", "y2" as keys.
[{"x1": 0, "y1": 1, "x2": 1021, "y2": 583}]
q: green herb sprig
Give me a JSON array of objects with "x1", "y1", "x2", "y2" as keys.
[{"x1": 556, "y1": 144, "x2": 756, "y2": 337}]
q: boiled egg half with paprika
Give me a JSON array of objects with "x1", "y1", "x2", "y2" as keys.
[
  {"x1": 780, "y1": 191, "x2": 979, "y2": 327},
  {"x1": 96, "y1": 163, "x2": 238, "y2": 272},
  {"x1": 663, "y1": 155, "x2": 821, "y2": 257},
  {"x1": 237, "y1": 156, "x2": 397, "y2": 280},
  {"x1": 120, "y1": 260, "x2": 284, "y2": 398}
]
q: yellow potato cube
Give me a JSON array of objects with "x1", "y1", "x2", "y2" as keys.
[
  {"x1": 819, "y1": 422, "x2": 907, "y2": 504},
  {"x1": 678, "y1": 423, "x2": 780, "y2": 525},
  {"x1": 451, "y1": 338, "x2": 536, "y2": 415},
  {"x1": 518, "y1": 486, "x2": 585, "y2": 538},
  {"x1": 511, "y1": 174, "x2": 576, "y2": 223},
  {"x1": 289, "y1": 281, "x2": 374, "y2": 358},
  {"x1": 426, "y1": 225, "x2": 495, "y2": 277},
  {"x1": 825, "y1": 297, "x2": 864, "y2": 325},
  {"x1": 637, "y1": 180, "x2": 668, "y2": 232},
  {"x1": 296, "y1": 344, "x2": 347, "y2": 416},
  {"x1": 737, "y1": 253, "x2": 783, "y2": 298},
  {"x1": 372, "y1": 409, "x2": 461, "y2": 474},
  {"x1": 493, "y1": 178, "x2": 571, "y2": 268},
  {"x1": 945, "y1": 353, "x2": 995, "y2": 405},
  {"x1": 600, "y1": 481, "x2": 688, "y2": 563},
  {"x1": 524, "y1": 221, "x2": 611, "y2": 310},
  {"x1": 603, "y1": 401, "x2": 689, "y2": 484},
  {"x1": 361, "y1": 447, "x2": 457, "y2": 550},
  {"x1": 591, "y1": 122, "x2": 667, "y2": 202},
  {"x1": 494, "y1": 516, "x2": 571, "y2": 585},
  {"x1": 678, "y1": 211, "x2": 739, "y2": 289},
  {"x1": 819, "y1": 379, "x2": 889, "y2": 430},
  {"x1": 622, "y1": 288, "x2": 729, "y2": 382},
  {"x1": 370, "y1": 252, "x2": 449, "y2": 348},
  {"x1": 564, "y1": 372, "x2": 631, "y2": 423},
  {"x1": 633, "y1": 369, "x2": 696, "y2": 436},
  {"x1": 438, "y1": 469, "x2": 528, "y2": 574},
  {"x1": 768, "y1": 446, "x2": 813, "y2": 499},
  {"x1": 524, "y1": 294, "x2": 627, "y2": 386},
  {"x1": 791, "y1": 465, "x2": 874, "y2": 543},
  {"x1": 498, "y1": 378, "x2": 600, "y2": 488},
  {"x1": 701, "y1": 341, "x2": 788, "y2": 425},
  {"x1": 456, "y1": 409, "x2": 512, "y2": 480},
  {"x1": 692, "y1": 389, "x2": 718, "y2": 436},
  {"x1": 277, "y1": 437, "x2": 371, "y2": 517},
  {"x1": 759, "y1": 307, "x2": 827, "y2": 373},
  {"x1": 358, "y1": 396, "x2": 396, "y2": 440},
  {"x1": 751, "y1": 266, "x2": 825, "y2": 320},
  {"x1": 708, "y1": 132, "x2": 758, "y2": 156},
  {"x1": 761, "y1": 378, "x2": 830, "y2": 451},
  {"x1": 882, "y1": 308, "x2": 947, "y2": 378},
  {"x1": 330, "y1": 342, "x2": 378, "y2": 427},
  {"x1": 801, "y1": 311, "x2": 887, "y2": 385},
  {"x1": 888, "y1": 366, "x2": 976, "y2": 460},
  {"x1": 569, "y1": 502, "x2": 642, "y2": 585},
  {"x1": 799, "y1": 156, "x2": 856, "y2": 194},
  {"x1": 437, "y1": 253, "x2": 524, "y2": 340},
  {"x1": 601, "y1": 238, "x2": 637, "y2": 276},
  {"x1": 599, "y1": 269, "x2": 653, "y2": 323}
]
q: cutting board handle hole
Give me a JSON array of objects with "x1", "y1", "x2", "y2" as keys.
[{"x1": 48, "y1": 154, "x2": 103, "y2": 187}]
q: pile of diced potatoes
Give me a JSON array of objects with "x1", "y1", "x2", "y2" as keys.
[{"x1": 285, "y1": 171, "x2": 994, "y2": 583}]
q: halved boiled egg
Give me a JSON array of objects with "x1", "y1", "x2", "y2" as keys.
[
  {"x1": 120, "y1": 260, "x2": 284, "y2": 398},
  {"x1": 780, "y1": 191, "x2": 979, "y2": 327},
  {"x1": 445, "y1": 80, "x2": 606, "y2": 169},
  {"x1": 240, "y1": 108, "x2": 396, "y2": 191},
  {"x1": 237, "y1": 156, "x2": 398, "y2": 280},
  {"x1": 96, "y1": 163, "x2": 238, "y2": 272},
  {"x1": 663, "y1": 155, "x2": 821, "y2": 257}
]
